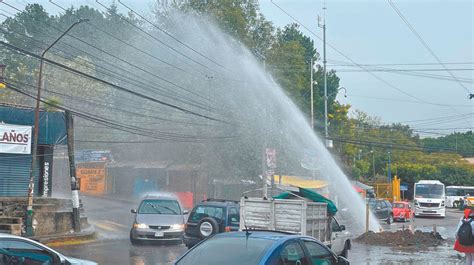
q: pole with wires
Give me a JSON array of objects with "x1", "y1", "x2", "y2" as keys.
[
  {"x1": 66, "y1": 111, "x2": 81, "y2": 232},
  {"x1": 318, "y1": 10, "x2": 329, "y2": 147},
  {"x1": 26, "y1": 19, "x2": 88, "y2": 236}
]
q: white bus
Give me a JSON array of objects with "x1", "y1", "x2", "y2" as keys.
[
  {"x1": 446, "y1": 186, "x2": 474, "y2": 208},
  {"x1": 414, "y1": 180, "x2": 445, "y2": 218}
]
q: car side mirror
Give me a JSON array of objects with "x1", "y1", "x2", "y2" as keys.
[
  {"x1": 340, "y1": 225, "x2": 346, "y2": 231},
  {"x1": 183, "y1": 210, "x2": 189, "y2": 215},
  {"x1": 131, "y1": 209, "x2": 137, "y2": 214},
  {"x1": 337, "y1": 256, "x2": 350, "y2": 265}
]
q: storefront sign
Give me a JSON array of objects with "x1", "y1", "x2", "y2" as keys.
[
  {"x1": 76, "y1": 162, "x2": 106, "y2": 195},
  {"x1": 0, "y1": 124, "x2": 32, "y2": 154},
  {"x1": 40, "y1": 146, "x2": 54, "y2": 197}
]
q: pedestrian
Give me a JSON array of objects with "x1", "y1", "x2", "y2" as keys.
[{"x1": 454, "y1": 205, "x2": 474, "y2": 264}]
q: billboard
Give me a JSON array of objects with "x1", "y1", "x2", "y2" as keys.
[
  {"x1": 0, "y1": 124, "x2": 32, "y2": 154},
  {"x1": 75, "y1": 150, "x2": 112, "y2": 163}
]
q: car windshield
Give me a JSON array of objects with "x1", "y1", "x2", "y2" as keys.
[
  {"x1": 393, "y1": 203, "x2": 405, "y2": 209},
  {"x1": 189, "y1": 206, "x2": 225, "y2": 222},
  {"x1": 138, "y1": 199, "x2": 181, "y2": 215},
  {"x1": 415, "y1": 184, "x2": 444, "y2": 199},
  {"x1": 176, "y1": 235, "x2": 274, "y2": 265}
]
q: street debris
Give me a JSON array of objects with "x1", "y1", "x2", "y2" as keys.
[{"x1": 355, "y1": 229, "x2": 445, "y2": 248}]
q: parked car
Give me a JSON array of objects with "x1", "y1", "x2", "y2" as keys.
[
  {"x1": 0, "y1": 233, "x2": 97, "y2": 264},
  {"x1": 392, "y1": 201, "x2": 413, "y2": 222},
  {"x1": 368, "y1": 199, "x2": 393, "y2": 224},
  {"x1": 175, "y1": 231, "x2": 350, "y2": 265},
  {"x1": 130, "y1": 195, "x2": 188, "y2": 245},
  {"x1": 183, "y1": 199, "x2": 239, "y2": 248}
]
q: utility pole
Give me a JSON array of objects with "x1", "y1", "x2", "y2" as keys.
[
  {"x1": 387, "y1": 150, "x2": 392, "y2": 183},
  {"x1": 65, "y1": 111, "x2": 80, "y2": 232},
  {"x1": 318, "y1": 8, "x2": 329, "y2": 147},
  {"x1": 26, "y1": 19, "x2": 88, "y2": 236},
  {"x1": 372, "y1": 149, "x2": 375, "y2": 179},
  {"x1": 205, "y1": 75, "x2": 213, "y2": 204}
]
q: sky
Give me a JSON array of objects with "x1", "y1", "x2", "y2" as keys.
[{"x1": 1, "y1": 0, "x2": 473, "y2": 136}]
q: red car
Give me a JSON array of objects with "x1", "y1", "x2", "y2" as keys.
[{"x1": 392, "y1": 201, "x2": 413, "y2": 222}]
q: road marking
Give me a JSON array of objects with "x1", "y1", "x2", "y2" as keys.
[
  {"x1": 102, "y1": 220, "x2": 128, "y2": 229},
  {"x1": 94, "y1": 222, "x2": 117, "y2": 232},
  {"x1": 47, "y1": 238, "x2": 96, "y2": 248}
]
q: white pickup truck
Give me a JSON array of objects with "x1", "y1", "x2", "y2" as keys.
[{"x1": 239, "y1": 196, "x2": 351, "y2": 257}]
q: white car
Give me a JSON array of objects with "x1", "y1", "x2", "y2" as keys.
[{"x1": 0, "y1": 233, "x2": 97, "y2": 265}]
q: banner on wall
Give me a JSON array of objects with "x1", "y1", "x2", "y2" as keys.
[{"x1": 0, "y1": 124, "x2": 32, "y2": 154}]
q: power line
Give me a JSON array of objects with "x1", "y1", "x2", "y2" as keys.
[
  {"x1": 328, "y1": 62, "x2": 474, "y2": 67},
  {"x1": 116, "y1": 0, "x2": 228, "y2": 71},
  {"x1": 5, "y1": 82, "x2": 243, "y2": 142},
  {"x1": 0, "y1": 1, "x2": 213, "y2": 104},
  {"x1": 0, "y1": 25, "x2": 220, "y2": 112},
  {"x1": 270, "y1": 0, "x2": 463, "y2": 115},
  {"x1": 329, "y1": 137, "x2": 474, "y2": 155},
  {"x1": 336, "y1": 68, "x2": 474, "y2": 72},
  {"x1": 94, "y1": 0, "x2": 212, "y2": 72},
  {"x1": 397, "y1": 112, "x2": 473, "y2": 123},
  {"x1": 388, "y1": 0, "x2": 472, "y2": 94},
  {"x1": 348, "y1": 94, "x2": 473, "y2": 108},
  {"x1": 48, "y1": 0, "x2": 212, "y2": 79},
  {"x1": 0, "y1": 41, "x2": 240, "y2": 126},
  {"x1": 2, "y1": 2, "x2": 280, "y2": 112},
  {"x1": 327, "y1": 59, "x2": 474, "y2": 84},
  {"x1": 12, "y1": 79, "x2": 226, "y2": 129}
]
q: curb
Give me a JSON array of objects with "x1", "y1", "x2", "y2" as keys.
[{"x1": 31, "y1": 227, "x2": 97, "y2": 245}]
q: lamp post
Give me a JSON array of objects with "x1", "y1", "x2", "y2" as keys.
[{"x1": 26, "y1": 19, "x2": 88, "y2": 236}]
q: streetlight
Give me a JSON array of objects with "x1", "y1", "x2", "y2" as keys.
[{"x1": 26, "y1": 19, "x2": 89, "y2": 236}]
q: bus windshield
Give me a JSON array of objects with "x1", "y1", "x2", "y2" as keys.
[
  {"x1": 446, "y1": 188, "x2": 458, "y2": 196},
  {"x1": 415, "y1": 184, "x2": 444, "y2": 199},
  {"x1": 446, "y1": 187, "x2": 474, "y2": 197}
]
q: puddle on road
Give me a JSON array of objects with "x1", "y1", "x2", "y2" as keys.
[{"x1": 350, "y1": 241, "x2": 463, "y2": 265}]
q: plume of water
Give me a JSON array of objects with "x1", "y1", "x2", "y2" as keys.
[
  {"x1": 54, "y1": 7, "x2": 381, "y2": 232},
  {"x1": 141, "y1": 11, "x2": 382, "y2": 232}
]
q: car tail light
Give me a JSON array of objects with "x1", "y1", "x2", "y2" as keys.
[{"x1": 225, "y1": 226, "x2": 231, "y2": 232}]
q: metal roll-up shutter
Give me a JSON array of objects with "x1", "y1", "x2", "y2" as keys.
[{"x1": 0, "y1": 153, "x2": 40, "y2": 196}]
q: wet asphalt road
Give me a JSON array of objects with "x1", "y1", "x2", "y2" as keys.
[{"x1": 55, "y1": 196, "x2": 465, "y2": 265}]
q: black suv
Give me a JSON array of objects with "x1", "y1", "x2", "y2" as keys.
[
  {"x1": 183, "y1": 199, "x2": 240, "y2": 248},
  {"x1": 368, "y1": 198, "x2": 394, "y2": 224}
]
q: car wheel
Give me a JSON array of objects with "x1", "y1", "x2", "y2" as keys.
[
  {"x1": 130, "y1": 230, "x2": 139, "y2": 246},
  {"x1": 198, "y1": 217, "x2": 219, "y2": 239},
  {"x1": 341, "y1": 241, "x2": 350, "y2": 258}
]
